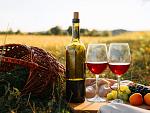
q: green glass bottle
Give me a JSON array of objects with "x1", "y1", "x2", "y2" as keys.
[{"x1": 66, "y1": 12, "x2": 86, "y2": 103}]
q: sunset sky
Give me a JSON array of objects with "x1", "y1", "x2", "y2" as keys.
[{"x1": 0, "y1": 0, "x2": 150, "y2": 32}]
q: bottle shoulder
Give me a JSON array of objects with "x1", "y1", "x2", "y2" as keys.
[{"x1": 66, "y1": 41, "x2": 85, "y2": 50}]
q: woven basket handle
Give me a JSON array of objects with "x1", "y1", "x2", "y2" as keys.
[{"x1": 0, "y1": 57, "x2": 38, "y2": 69}]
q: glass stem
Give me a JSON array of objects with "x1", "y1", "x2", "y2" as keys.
[
  {"x1": 117, "y1": 75, "x2": 121, "y2": 99},
  {"x1": 95, "y1": 74, "x2": 99, "y2": 97}
]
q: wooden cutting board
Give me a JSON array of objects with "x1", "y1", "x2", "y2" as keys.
[{"x1": 69, "y1": 101, "x2": 150, "y2": 113}]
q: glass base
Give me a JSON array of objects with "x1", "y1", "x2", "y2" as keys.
[
  {"x1": 87, "y1": 95, "x2": 106, "y2": 102},
  {"x1": 111, "y1": 99, "x2": 123, "y2": 104}
]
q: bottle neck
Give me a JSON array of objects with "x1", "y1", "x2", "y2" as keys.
[{"x1": 72, "y1": 19, "x2": 80, "y2": 42}]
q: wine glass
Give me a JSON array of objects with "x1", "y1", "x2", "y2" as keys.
[
  {"x1": 108, "y1": 43, "x2": 131, "y2": 103},
  {"x1": 86, "y1": 44, "x2": 107, "y2": 102}
]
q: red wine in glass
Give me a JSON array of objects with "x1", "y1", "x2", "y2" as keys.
[
  {"x1": 108, "y1": 43, "x2": 131, "y2": 103},
  {"x1": 109, "y1": 63, "x2": 130, "y2": 76},
  {"x1": 86, "y1": 44, "x2": 107, "y2": 102},
  {"x1": 87, "y1": 62, "x2": 107, "y2": 74}
]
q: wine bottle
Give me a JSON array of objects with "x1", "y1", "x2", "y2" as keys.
[{"x1": 66, "y1": 12, "x2": 86, "y2": 103}]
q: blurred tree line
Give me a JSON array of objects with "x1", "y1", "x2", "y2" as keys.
[
  {"x1": 0, "y1": 26, "x2": 110, "y2": 37},
  {"x1": 0, "y1": 29, "x2": 22, "y2": 35}
]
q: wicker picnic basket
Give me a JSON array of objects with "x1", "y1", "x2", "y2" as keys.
[{"x1": 0, "y1": 44, "x2": 65, "y2": 98}]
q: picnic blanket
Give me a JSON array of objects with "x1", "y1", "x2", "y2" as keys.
[{"x1": 98, "y1": 103, "x2": 150, "y2": 113}]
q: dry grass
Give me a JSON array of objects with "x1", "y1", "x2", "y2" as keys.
[
  {"x1": 0, "y1": 31, "x2": 150, "y2": 84},
  {"x1": 0, "y1": 31, "x2": 149, "y2": 47}
]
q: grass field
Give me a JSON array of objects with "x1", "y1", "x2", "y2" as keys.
[{"x1": 0, "y1": 31, "x2": 150, "y2": 85}]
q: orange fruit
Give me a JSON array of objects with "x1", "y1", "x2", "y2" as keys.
[
  {"x1": 144, "y1": 93, "x2": 150, "y2": 105},
  {"x1": 129, "y1": 93, "x2": 143, "y2": 106}
]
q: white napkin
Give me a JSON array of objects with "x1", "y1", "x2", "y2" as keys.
[{"x1": 98, "y1": 103, "x2": 150, "y2": 113}]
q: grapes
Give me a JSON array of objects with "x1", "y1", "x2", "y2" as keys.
[
  {"x1": 107, "y1": 84, "x2": 150, "y2": 101},
  {"x1": 128, "y1": 84, "x2": 150, "y2": 97},
  {"x1": 143, "y1": 87, "x2": 149, "y2": 92},
  {"x1": 147, "y1": 89, "x2": 150, "y2": 93},
  {"x1": 119, "y1": 85, "x2": 131, "y2": 94},
  {"x1": 135, "y1": 89, "x2": 140, "y2": 93},
  {"x1": 118, "y1": 92, "x2": 129, "y2": 101},
  {"x1": 111, "y1": 90, "x2": 117, "y2": 99},
  {"x1": 137, "y1": 85, "x2": 144, "y2": 90},
  {"x1": 107, "y1": 93, "x2": 113, "y2": 100},
  {"x1": 129, "y1": 86, "x2": 136, "y2": 92},
  {"x1": 107, "y1": 85, "x2": 131, "y2": 101}
]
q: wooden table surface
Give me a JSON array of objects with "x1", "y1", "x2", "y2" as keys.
[{"x1": 69, "y1": 100, "x2": 150, "y2": 113}]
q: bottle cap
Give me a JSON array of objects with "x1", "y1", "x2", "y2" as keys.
[{"x1": 74, "y1": 12, "x2": 79, "y2": 19}]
